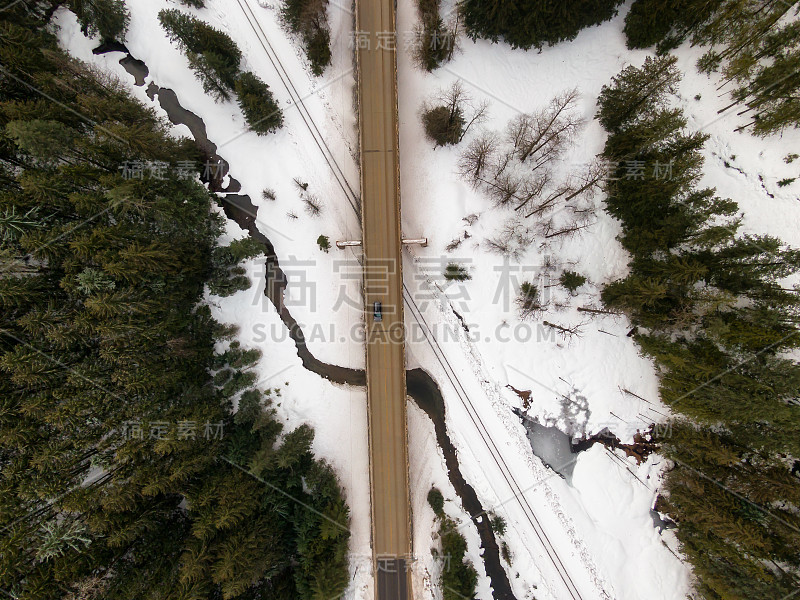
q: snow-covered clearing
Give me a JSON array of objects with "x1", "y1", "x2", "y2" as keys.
[{"x1": 56, "y1": 0, "x2": 800, "y2": 598}]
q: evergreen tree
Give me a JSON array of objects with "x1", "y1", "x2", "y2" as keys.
[
  {"x1": 461, "y1": 0, "x2": 624, "y2": 50},
  {"x1": 598, "y1": 55, "x2": 800, "y2": 598},
  {"x1": 0, "y1": 7, "x2": 351, "y2": 599},
  {"x1": 423, "y1": 105, "x2": 465, "y2": 146},
  {"x1": 187, "y1": 51, "x2": 239, "y2": 101},
  {"x1": 282, "y1": 0, "x2": 332, "y2": 75},
  {"x1": 439, "y1": 516, "x2": 478, "y2": 600},
  {"x1": 625, "y1": 0, "x2": 800, "y2": 134},
  {"x1": 623, "y1": 0, "x2": 724, "y2": 50},
  {"x1": 158, "y1": 9, "x2": 242, "y2": 101},
  {"x1": 235, "y1": 72, "x2": 284, "y2": 135},
  {"x1": 596, "y1": 55, "x2": 681, "y2": 133},
  {"x1": 427, "y1": 486, "x2": 445, "y2": 516},
  {"x1": 414, "y1": 0, "x2": 453, "y2": 71},
  {"x1": 68, "y1": 0, "x2": 130, "y2": 41},
  {"x1": 659, "y1": 422, "x2": 800, "y2": 599},
  {"x1": 559, "y1": 270, "x2": 586, "y2": 294}
]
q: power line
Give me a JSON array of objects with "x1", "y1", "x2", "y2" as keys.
[{"x1": 234, "y1": 2, "x2": 592, "y2": 597}]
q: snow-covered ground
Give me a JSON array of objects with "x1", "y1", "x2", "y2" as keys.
[
  {"x1": 398, "y1": 0, "x2": 800, "y2": 598},
  {"x1": 55, "y1": 0, "x2": 800, "y2": 598}
]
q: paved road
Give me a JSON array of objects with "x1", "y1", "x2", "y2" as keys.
[{"x1": 355, "y1": 0, "x2": 412, "y2": 598}]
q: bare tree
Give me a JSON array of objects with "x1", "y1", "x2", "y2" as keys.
[
  {"x1": 453, "y1": 89, "x2": 596, "y2": 263},
  {"x1": 484, "y1": 234, "x2": 512, "y2": 256},
  {"x1": 439, "y1": 81, "x2": 489, "y2": 142},
  {"x1": 488, "y1": 171, "x2": 523, "y2": 207},
  {"x1": 562, "y1": 160, "x2": 605, "y2": 205},
  {"x1": 514, "y1": 161, "x2": 601, "y2": 220},
  {"x1": 542, "y1": 319, "x2": 588, "y2": 341},
  {"x1": 491, "y1": 147, "x2": 515, "y2": 178},
  {"x1": 506, "y1": 113, "x2": 533, "y2": 156},
  {"x1": 459, "y1": 98, "x2": 489, "y2": 142},
  {"x1": 517, "y1": 89, "x2": 582, "y2": 164},
  {"x1": 537, "y1": 217, "x2": 592, "y2": 240},
  {"x1": 522, "y1": 182, "x2": 573, "y2": 218},
  {"x1": 422, "y1": 81, "x2": 489, "y2": 147},
  {"x1": 512, "y1": 173, "x2": 550, "y2": 211},
  {"x1": 485, "y1": 219, "x2": 533, "y2": 261},
  {"x1": 502, "y1": 88, "x2": 583, "y2": 180},
  {"x1": 458, "y1": 131, "x2": 498, "y2": 186},
  {"x1": 441, "y1": 80, "x2": 468, "y2": 122},
  {"x1": 528, "y1": 138, "x2": 569, "y2": 173},
  {"x1": 578, "y1": 306, "x2": 621, "y2": 316}
]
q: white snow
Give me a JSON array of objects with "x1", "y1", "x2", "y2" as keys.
[
  {"x1": 396, "y1": 2, "x2": 693, "y2": 597},
  {"x1": 397, "y1": 0, "x2": 800, "y2": 597}
]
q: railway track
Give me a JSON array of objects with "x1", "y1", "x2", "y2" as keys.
[
  {"x1": 234, "y1": 0, "x2": 360, "y2": 217},
  {"x1": 233, "y1": 2, "x2": 591, "y2": 598},
  {"x1": 403, "y1": 295, "x2": 586, "y2": 600}
]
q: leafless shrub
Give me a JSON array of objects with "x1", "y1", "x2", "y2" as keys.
[
  {"x1": 462, "y1": 213, "x2": 479, "y2": 226},
  {"x1": 286, "y1": 211, "x2": 298, "y2": 220},
  {"x1": 542, "y1": 319, "x2": 588, "y2": 341},
  {"x1": 293, "y1": 177, "x2": 308, "y2": 191},
  {"x1": 540, "y1": 253, "x2": 558, "y2": 273},
  {"x1": 302, "y1": 194, "x2": 322, "y2": 217},
  {"x1": 445, "y1": 236, "x2": 464, "y2": 252},
  {"x1": 551, "y1": 298, "x2": 572, "y2": 312},
  {"x1": 262, "y1": 188, "x2": 277, "y2": 201},
  {"x1": 64, "y1": 575, "x2": 109, "y2": 600}
]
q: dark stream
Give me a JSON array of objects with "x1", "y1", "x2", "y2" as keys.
[
  {"x1": 408, "y1": 370, "x2": 516, "y2": 600},
  {"x1": 98, "y1": 43, "x2": 516, "y2": 600}
]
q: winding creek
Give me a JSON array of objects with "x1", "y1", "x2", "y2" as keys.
[{"x1": 98, "y1": 44, "x2": 516, "y2": 600}]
